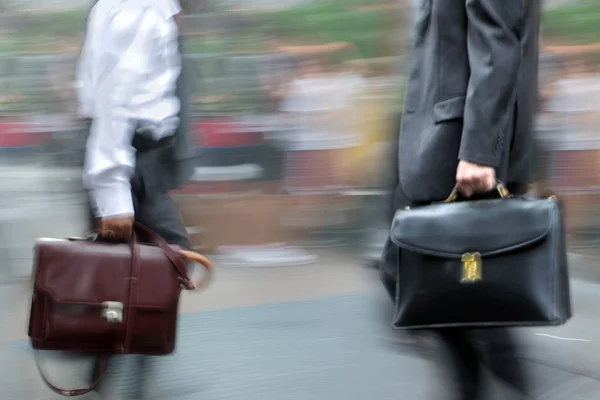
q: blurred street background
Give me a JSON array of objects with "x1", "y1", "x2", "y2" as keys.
[{"x1": 2, "y1": 0, "x2": 600, "y2": 399}]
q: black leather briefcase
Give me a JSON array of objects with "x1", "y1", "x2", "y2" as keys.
[{"x1": 389, "y1": 184, "x2": 572, "y2": 329}]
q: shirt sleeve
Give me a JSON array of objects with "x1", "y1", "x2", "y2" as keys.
[
  {"x1": 458, "y1": 0, "x2": 524, "y2": 168},
  {"x1": 83, "y1": 7, "x2": 160, "y2": 219}
]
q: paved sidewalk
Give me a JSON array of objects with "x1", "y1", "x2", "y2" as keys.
[{"x1": 2, "y1": 252, "x2": 600, "y2": 400}]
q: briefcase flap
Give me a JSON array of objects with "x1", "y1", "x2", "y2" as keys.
[
  {"x1": 33, "y1": 239, "x2": 181, "y2": 310},
  {"x1": 390, "y1": 198, "x2": 558, "y2": 258}
]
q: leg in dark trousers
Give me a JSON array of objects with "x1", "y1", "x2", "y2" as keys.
[
  {"x1": 474, "y1": 328, "x2": 528, "y2": 397},
  {"x1": 436, "y1": 328, "x2": 528, "y2": 400},
  {"x1": 136, "y1": 191, "x2": 191, "y2": 250},
  {"x1": 436, "y1": 329, "x2": 482, "y2": 400}
]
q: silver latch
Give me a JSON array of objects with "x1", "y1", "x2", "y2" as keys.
[{"x1": 101, "y1": 301, "x2": 124, "y2": 323}]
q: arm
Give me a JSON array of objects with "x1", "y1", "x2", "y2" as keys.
[
  {"x1": 458, "y1": 0, "x2": 523, "y2": 167},
  {"x1": 83, "y1": 7, "x2": 161, "y2": 219}
]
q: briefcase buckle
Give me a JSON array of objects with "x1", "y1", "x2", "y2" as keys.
[
  {"x1": 461, "y1": 252, "x2": 482, "y2": 283},
  {"x1": 102, "y1": 301, "x2": 124, "y2": 323}
]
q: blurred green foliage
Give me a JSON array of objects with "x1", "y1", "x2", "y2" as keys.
[
  {"x1": 0, "y1": 4, "x2": 392, "y2": 115},
  {"x1": 543, "y1": 3, "x2": 600, "y2": 45},
  {"x1": 261, "y1": 3, "x2": 390, "y2": 59},
  {"x1": 4, "y1": 4, "x2": 389, "y2": 58},
  {"x1": 13, "y1": 9, "x2": 87, "y2": 41},
  {"x1": 4, "y1": 3, "x2": 600, "y2": 51}
]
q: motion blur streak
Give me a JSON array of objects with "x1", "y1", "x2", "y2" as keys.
[{"x1": 0, "y1": 1, "x2": 600, "y2": 399}]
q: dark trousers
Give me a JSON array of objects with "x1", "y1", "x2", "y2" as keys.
[
  {"x1": 436, "y1": 328, "x2": 527, "y2": 399},
  {"x1": 88, "y1": 149, "x2": 191, "y2": 399},
  {"x1": 380, "y1": 184, "x2": 529, "y2": 399}
]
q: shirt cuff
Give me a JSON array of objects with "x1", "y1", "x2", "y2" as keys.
[{"x1": 90, "y1": 186, "x2": 134, "y2": 219}]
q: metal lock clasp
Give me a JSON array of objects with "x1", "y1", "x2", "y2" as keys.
[
  {"x1": 461, "y1": 252, "x2": 482, "y2": 283},
  {"x1": 102, "y1": 301, "x2": 124, "y2": 323}
]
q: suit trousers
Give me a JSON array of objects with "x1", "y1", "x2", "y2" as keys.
[
  {"x1": 88, "y1": 148, "x2": 191, "y2": 399},
  {"x1": 436, "y1": 328, "x2": 527, "y2": 400}
]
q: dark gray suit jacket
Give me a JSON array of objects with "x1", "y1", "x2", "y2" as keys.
[{"x1": 397, "y1": 0, "x2": 540, "y2": 204}]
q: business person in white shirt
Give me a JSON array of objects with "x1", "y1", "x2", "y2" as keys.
[
  {"x1": 78, "y1": 0, "x2": 194, "y2": 242},
  {"x1": 77, "y1": 0, "x2": 196, "y2": 397}
]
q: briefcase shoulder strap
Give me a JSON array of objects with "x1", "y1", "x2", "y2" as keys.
[
  {"x1": 133, "y1": 222, "x2": 212, "y2": 290},
  {"x1": 34, "y1": 353, "x2": 109, "y2": 397}
]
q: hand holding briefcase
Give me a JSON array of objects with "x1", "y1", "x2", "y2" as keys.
[
  {"x1": 388, "y1": 183, "x2": 572, "y2": 329},
  {"x1": 28, "y1": 223, "x2": 213, "y2": 396}
]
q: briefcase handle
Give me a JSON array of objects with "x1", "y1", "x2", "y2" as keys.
[
  {"x1": 132, "y1": 222, "x2": 213, "y2": 290},
  {"x1": 444, "y1": 180, "x2": 512, "y2": 203}
]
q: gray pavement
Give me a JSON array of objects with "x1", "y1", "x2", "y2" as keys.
[
  {"x1": 1, "y1": 275, "x2": 600, "y2": 399},
  {"x1": 0, "y1": 162, "x2": 87, "y2": 280}
]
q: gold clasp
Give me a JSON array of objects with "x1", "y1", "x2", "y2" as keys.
[{"x1": 461, "y1": 252, "x2": 482, "y2": 283}]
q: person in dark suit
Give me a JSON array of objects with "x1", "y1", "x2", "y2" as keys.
[{"x1": 381, "y1": 1, "x2": 540, "y2": 398}]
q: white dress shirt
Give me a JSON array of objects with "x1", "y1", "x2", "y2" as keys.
[{"x1": 77, "y1": 0, "x2": 182, "y2": 218}]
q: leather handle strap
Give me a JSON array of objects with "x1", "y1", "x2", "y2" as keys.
[
  {"x1": 445, "y1": 180, "x2": 511, "y2": 203},
  {"x1": 35, "y1": 353, "x2": 109, "y2": 397},
  {"x1": 124, "y1": 230, "x2": 142, "y2": 351},
  {"x1": 133, "y1": 223, "x2": 213, "y2": 290},
  {"x1": 177, "y1": 249, "x2": 214, "y2": 289}
]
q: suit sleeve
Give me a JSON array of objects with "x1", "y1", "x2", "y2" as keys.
[{"x1": 458, "y1": 0, "x2": 523, "y2": 167}]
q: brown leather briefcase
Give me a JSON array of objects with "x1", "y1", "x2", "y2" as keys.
[{"x1": 28, "y1": 223, "x2": 212, "y2": 396}]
